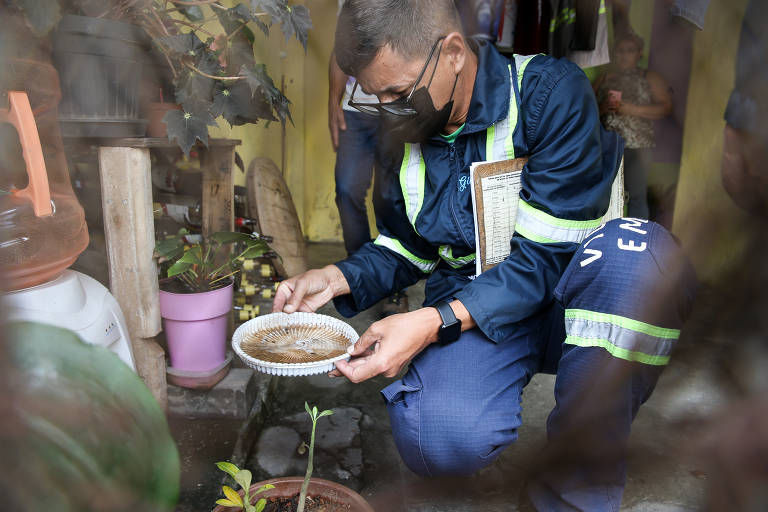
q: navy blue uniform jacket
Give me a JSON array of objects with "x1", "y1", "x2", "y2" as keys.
[{"x1": 334, "y1": 41, "x2": 623, "y2": 343}]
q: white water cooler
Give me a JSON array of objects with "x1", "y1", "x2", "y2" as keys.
[{"x1": 3, "y1": 269, "x2": 135, "y2": 370}]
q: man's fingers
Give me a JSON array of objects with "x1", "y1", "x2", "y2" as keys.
[
  {"x1": 350, "y1": 328, "x2": 380, "y2": 356},
  {"x1": 283, "y1": 279, "x2": 307, "y2": 313},
  {"x1": 272, "y1": 281, "x2": 294, "y2": 312},
  {"x1": 331, "y1": 124, "x2": 339, "y2": 152},
  {"x1": 335, "y1": 356, "x2": 380, "y2": 383}
]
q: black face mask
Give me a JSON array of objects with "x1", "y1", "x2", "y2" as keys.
[{"x1": 381, "y1": 74, "x2": 459, "y2": 144}]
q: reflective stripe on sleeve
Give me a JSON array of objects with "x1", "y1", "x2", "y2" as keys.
[
  {"x1": 563, "y1": 309, "x2": 681, "y2": 366},
  {"x1": 486, "y1": 65, "x2": 516, "y2": 161},
  {"x1": 374, "y1": 235, "x2": 437, "y2": 273},
  {"x1": 399, "y1": 143, "x2": 426, "y2": 232},
  {"x1": 514, "y1": 199, "x2": 604, "y2": 243},
  {"x1": 438, "y1": 245, "x2": 476, "y2": 269}
]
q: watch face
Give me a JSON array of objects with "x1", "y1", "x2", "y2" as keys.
[{"x1": 439, "y1": 320, "x2": 462, "y2": 344}]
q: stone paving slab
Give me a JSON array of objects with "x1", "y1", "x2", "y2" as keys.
[{"x1": 168, "y1": 366, "x2": 263, "y2": 419}]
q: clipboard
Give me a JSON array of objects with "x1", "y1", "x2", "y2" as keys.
[
  {"x1": 469, "y1": 157, "x2": 528, "y2": 275},
  {"x1": 470, "y1": 156, "x2": 625, "y2": 276}
]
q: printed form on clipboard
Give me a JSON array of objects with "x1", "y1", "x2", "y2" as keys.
[{"x1": 469, "y1": 157, "x2": 528, "y2": 276}]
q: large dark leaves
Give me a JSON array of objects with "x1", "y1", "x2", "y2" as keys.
[
  {"x1": 283, "y1": 5, "x2": 312, "y2": 52},
  {"x1": 251, "y1": 0, "x2": 312, "y2": 51},
  {"x1": 156, "y1": 33, "x2": 206, "y2": 58},
  {"x1": 164, "y1": 102, "x2": 217, "y2": 157},
  {"x1": 178, "y1": 5, "x2": 204, "y2": 22},
  {"x1": 241, "y1": 64, "x2": 291, "y2": 123},
  {"x1": 221, "y1": 3, "x2": 268, "y2": 37},
  {"x1": 213, "y1": 81, "x2": 275, "y2": 126}
]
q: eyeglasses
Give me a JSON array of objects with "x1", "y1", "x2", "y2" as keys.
[{"x1": 347, "y1": 36, "x2": 446, "y2": 117}]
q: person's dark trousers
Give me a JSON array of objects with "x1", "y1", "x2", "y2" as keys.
[
  {"x1": 623, "y1": 148, "x2": 652, "y2": 219},
  {"x1": 334, "y1": 110, "x2": 381, "y2": 256}
]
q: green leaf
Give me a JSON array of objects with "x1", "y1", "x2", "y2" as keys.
[
  {"x1": 178, "y1": 245, "x2": 203, "y2": 264},
  {"x1": 155, "y1": 237, "x2": 185, "y2": 260},
  {"x1": 216, "y1": 461, "x2": 240, "y2": 478},
  {"x1": 223, "y1": 485, "x2": 244, "y2": 507},
  {"x1": 317, "y1": 409, "x2": 333, "y2": 419},
  {"x1": 254, "y1": 484, "x2": 275, "y2": 494},
  {"x1": 304, "y1": 401, "x2": 312, "y2": 417},
  {"x1": 215, "y1": 498, "x2": 239, "y2": 507},
  {"x1": 167, "y1": 260, "x2": 193, "y2": 277},
  {"x1": 312, "y1": 406, "x2": 318, "y2": 418},
  {"x1": 13, "y1": 0, "x2": 61, "y2": 36},
  {"x1": 164, "y1": 105, "x2": 216, "y2": 157},
  {"x1": 240, "y1": 246, "x2": 268, "y2": 259},
  {"x1": 255, "y1": 498, "x2": 267, "y2": 512},
  {"x1": 234, "y1": 469, "x2": 252, "y2": 492}
]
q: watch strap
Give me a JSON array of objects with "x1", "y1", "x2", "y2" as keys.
[{"x1": 434, "y1": 300, "x2": 457, "y2": 327}]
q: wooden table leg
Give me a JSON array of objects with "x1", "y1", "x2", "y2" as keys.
[
  {"x1": 200, "y1": 145, "x2": 235, "y2": 235},
  {"x1": 98, "y1": 146, "x2": 167, "y2": 409}
]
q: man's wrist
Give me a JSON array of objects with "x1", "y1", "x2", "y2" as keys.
[{"x1": 324, "y1": 264, "x2": 350, "y2": 297}]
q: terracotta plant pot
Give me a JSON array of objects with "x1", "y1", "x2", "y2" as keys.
[
  {"x1": 145, "y1": 101, "x2": 181, "y2": 138},
  {"x1": 211, "y1": 477, "x2": 374, "y2": 512}
]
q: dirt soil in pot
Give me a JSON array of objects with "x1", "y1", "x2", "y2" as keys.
[{"x1": 263, "y1": 494, "x2": 351, "y2": 512}]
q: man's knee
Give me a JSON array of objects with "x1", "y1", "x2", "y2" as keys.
[
  {"x1": 555, "y1": 219, "x2": 697, "y2": 358},
  {"x1": 384, "y1": 383, "x2": 520, "y2": 477}
]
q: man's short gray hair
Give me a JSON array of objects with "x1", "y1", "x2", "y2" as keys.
[{"x1": 334, "y1": 0, "x2": 463, "y2": 77}]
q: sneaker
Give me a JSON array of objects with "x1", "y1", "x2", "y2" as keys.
[{"x1": 381, "y1": 290, "x2": 409, "y2": 318}]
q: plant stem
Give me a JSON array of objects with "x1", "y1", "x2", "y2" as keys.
[
  {"x1": 172, "y1": 18, "x2": 215, "y2": 37},
  {"x1": 297, "y1": 417, "x2": 317, "y2": 512},
  {"x1": 209, "y1": 269, "x2": 239, "y2": 286},
  {"x1": 184, "y1": 62, "x2": 243, "y2": 81},
  {"x1": 226, "y1": 23, "x2": 246, "y2": 41},
  {"x1": 168, "y1": 0, "x2": 220, "y2": 5},
  {"x1": 208, "y1": 246, "x2": 249, "y2": 281}
]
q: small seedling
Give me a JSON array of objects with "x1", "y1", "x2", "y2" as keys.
[
  {"x1": 215, "y1": 462, "x2": 274, "y2": 512},
  {"x1": 297, "y1": 402, "x2": 333, "y2": 512}
]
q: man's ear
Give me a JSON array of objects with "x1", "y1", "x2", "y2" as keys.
[{"x1": 442, "y1": 32, "x2": 467, "y2": 75}]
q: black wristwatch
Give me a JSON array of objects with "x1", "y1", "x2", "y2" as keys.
[{"x1": 433, "y1": 300, "x2": 462, "y2": 344}]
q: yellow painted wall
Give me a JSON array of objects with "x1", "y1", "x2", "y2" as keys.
[
  {"x1": 212, "y1": 0, "x2": 374, "y2": 243},
  {"x1": 672, "y1": 0, "x2": 750, "y2": 282}
]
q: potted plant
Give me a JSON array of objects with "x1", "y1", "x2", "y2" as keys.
[
  {"x1": 155, "y1": 229, "x2": 273, "y2": 389},
  {"x1": 6, "y1": 0, "x2": 311, "y2": 152},
  {"x1": 213, "y1": 403, "x2": 374, "y2": 512}
]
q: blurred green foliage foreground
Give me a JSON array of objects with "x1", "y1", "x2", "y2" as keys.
[{"x1": 0, "y1": 322, "x2": 180, "y2": 512}]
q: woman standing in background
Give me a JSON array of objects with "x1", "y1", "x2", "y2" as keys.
[{"x1": 594, "y1": 31, "x2": 672, "y2": 218}]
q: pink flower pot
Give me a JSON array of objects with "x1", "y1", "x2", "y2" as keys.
[{"x1": 159, "y1": 282, "x2": 233, "y2": 377}]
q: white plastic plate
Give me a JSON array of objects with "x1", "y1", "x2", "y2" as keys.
[{"x1": 232, "y1": 312, "x2": 358, "y2": 377}]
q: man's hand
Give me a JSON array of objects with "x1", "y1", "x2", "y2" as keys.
[
  {"x1": 328, "y1": 102, "x2": 347, "y2": 152},
  {"x1": 272, "y1": 265, "x2": 350, "y2": 314},
  {"x1": 331, "y1": 308, "x2": 443, "y2": 383}
]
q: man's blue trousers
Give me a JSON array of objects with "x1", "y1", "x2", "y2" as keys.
[{"x1": 381, "y1": 219, "x2": 697, "y2": 511}]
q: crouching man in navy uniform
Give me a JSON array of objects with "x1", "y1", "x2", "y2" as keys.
[{"x1": 273, "y1": 1, "x2": 697, "y2": 509}]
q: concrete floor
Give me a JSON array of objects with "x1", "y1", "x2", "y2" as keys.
[{"x1": 236, "y1": 242, "x2": 718, "y2": 511}]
